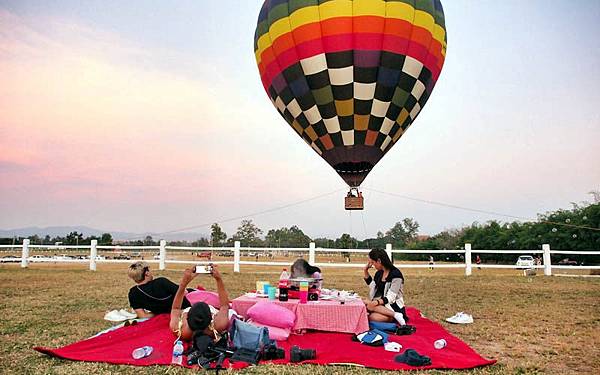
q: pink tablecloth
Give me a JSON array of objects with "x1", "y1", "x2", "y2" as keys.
[{"x1": 232, "y1": 296, "x2": 369, "y2": 334}]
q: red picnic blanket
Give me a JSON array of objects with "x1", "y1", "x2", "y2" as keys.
[{"x1": 35, "y1": 307, "x2": 495, "y2": 371}]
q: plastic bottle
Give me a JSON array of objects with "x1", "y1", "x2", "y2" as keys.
[
  {"x1": 278, "y1": 268, "x2": 289, "y2": 301},
  {"x1": 171, "y1": 340, "x2": 184, "y2": 365},
  {"x1": 132, "y1": 346, "x2": 153, "y2": 359},
  {"x1": 434, "y1": 339, "x2": 447, "y2": 349}
]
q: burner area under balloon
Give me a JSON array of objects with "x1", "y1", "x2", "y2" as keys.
[{"x1": 334, "y1": 162, "x2": 373, "y2": 187}]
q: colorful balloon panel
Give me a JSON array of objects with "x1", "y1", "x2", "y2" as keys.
[{"x1": 254, "y1": 0, "x2": 447, "y2": 187}]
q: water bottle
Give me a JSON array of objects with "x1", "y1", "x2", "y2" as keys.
[
  {"x1": 171, "y1": 340, "x2": 184, "y2": 365},
  {"x1": 434, "y1": 339, "x2": 447, "y2": 349},
  {"x1": 132, "y1": 345, "x2": 153, "y2": 359},
  {"x1": 278, "y1": 268, "x2": 289, "y2": 301}
]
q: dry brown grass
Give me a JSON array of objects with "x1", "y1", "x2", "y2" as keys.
[{"x1": 1, "y1": 262, "x2": 599, "y2": 375}]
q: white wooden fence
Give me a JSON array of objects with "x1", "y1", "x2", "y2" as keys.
[{"x1": 1, "y1": 240, "x2": 599, "y2": 276}]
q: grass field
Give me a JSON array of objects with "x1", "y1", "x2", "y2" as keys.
[{"x1": 1, "y1": 263, "x2": 599, "y2": 375}]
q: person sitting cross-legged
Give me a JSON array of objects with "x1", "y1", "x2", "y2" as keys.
[{"x1": 363, "y1": 249, "x2": 408, "y2": 326}]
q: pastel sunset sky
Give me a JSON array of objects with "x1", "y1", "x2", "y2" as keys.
[{"x1": 1, "y1": 1, "x2": 599, "y2": 239}]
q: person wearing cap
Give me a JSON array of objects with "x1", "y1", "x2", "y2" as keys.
[
  {"x1": 169, "y1": 265, "x2": 231, "y2": 341},
  {"x1": 127, "y1": 261, "x2": 191, "y2": 318}
]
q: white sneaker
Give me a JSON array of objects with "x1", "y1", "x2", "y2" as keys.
[
  {"x1": 104, "y1": 310, "x2": 127, "y2": 322},
  {"x1": 394, "y1": 312, "x2": 406, "y2": 326},
  {"x1": 446, "y1": 312, "x2": 473, "y2": 324},
  {"x1": 119, "y1": 309, "x2": 137, "y2": 320}
]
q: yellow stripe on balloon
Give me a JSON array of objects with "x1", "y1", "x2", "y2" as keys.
[
  {"x1": 289, "y1": 5, "x2": 320, "y2": 30},
  {"x1": 385, "y1": 2, "x2": 414, "y2": 23},
  {"x1": 353, "y1": 0, "x2": 386, "y2": 17},
  {"x1": 268, "y1": 17, "x2": 293, "y2": 43},
  {"x1": 319, "y1": 0, "x2": 353, "y2": 19},
  {"x1": 414, "y1": 10, "x2": 435, "y2": 34}
]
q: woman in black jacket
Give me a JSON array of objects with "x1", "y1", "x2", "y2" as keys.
[{"x1": 363, "y1": 249, "x2": 408, "y2": 325}]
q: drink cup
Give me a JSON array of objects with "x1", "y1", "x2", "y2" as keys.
[
  {"x1": 262, "y1": 282, "x2": 271, "y2": 295},
  {"x1": 268, "y1": 286, "x2": 276, "y2": 300},
  {"x1": 299, "y1": 290, "x2": 308, "y2": 304},
  {"x1": 434, "y1": 339, "x2": 447, "y2": 349}
]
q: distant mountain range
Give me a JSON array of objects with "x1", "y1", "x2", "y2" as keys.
[{"x1": 0, "y1": 226, "x2": 209, "y2": 242}]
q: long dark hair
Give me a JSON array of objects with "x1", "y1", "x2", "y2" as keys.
[
  {"x1": 292, "y1": 259, "x2": 321, "y2": 276},
  {"x1": 368, "y1": 248, "x2": 395, "y2": 271}
]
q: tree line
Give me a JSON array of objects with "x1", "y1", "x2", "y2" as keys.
[{"x1": 2, "y1": 201, "x2": 598, "y2": 264}]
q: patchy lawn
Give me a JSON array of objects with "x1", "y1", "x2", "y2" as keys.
[{"x1": 0, "y1": 263, "x2": 598, "y2": 374}]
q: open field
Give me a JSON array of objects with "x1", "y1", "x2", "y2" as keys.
[{"x1": 1, "y1": 263, "x2": 599, "y2": 375}]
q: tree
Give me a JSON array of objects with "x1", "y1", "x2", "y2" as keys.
[
  {"x1": 143, "y1": 235, "x2": 155, "y2": 246},
  {"x1": 313, "y1": 237, "x2": 335, "y2": 248},
  {"x1": 233, "y1": 220, "x2": 263, "y2": 246},
  {"x1": 385, "y1": 218, "x2": 420, "y2": 248},
  {"x1": 335, "y1": 233, "x2": 357, "y2": 249},
  {"x1": 100, "y1": 233, "x2": 113, "y2": 245},
  {"x1": 65, "y1": 231, "x2": 84, "y2": 245},
  {"x1": 210, "y1": 223, "x2": 227, "y2": 247},
  {"x1": 265, "y1": 225, "x2": 311, "y2": 248}
]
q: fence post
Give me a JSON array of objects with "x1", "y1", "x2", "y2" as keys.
[
  {"x1": 542, "y1": 244, "x2": 552, "y2": 276},
  {"x1": 21, "y1": 239, "x2": 30, "y2": 268},
  {"x1": 309, "y1": 242, "x2": 316, "y2": 265},
  {"x1": 234, "y1": 241, "x2": 241, "y2": 273},
  {"x1": 90, "y1": 240, "x2": 98, "y2": 271},
  {"x1": 386, "y1": 243, "x2": 392, "y2": 262},
  {"x1": 465, "y1": 243, "x2": 472, "y2": 276},
  {"x1": 159, "y1": 240, "x2": 166, "y2": 270}
]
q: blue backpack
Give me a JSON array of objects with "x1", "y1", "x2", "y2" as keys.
[{"x1": 229, "y1": 319, "x2": 272, "y2": 352}]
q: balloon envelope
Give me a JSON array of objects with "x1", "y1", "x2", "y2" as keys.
[{"x1": 254, "y1": 0, "x2": 447, "y2": 186}]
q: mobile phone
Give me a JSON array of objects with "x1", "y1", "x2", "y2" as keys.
[{"x1": 195, "y1": 265, "x2": 212, "y2": 274}]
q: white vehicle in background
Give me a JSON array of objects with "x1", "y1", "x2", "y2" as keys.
[
  {"x1": 31, "y1": 255, "x2": 51, "y2": 262},
  {"x1": 516, "y1": 255, "x2": 535, "y2": 269}
]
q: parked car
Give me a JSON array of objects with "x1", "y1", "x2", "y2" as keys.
[
  {"x1": 557, "y1": 258, "x2": 578, "y2": 266},
  {"x1": 516, "y1": 255, "x2": 535, "y2": 269},
  {"x1": 219, "y1": 250, "x2": 234, "y2": 257}
]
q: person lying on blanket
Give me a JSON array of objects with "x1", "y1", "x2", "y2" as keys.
[
  {"x1": 169, "y1": 265, "x2": 231, "y2": 341},
  {"x1": 363, "y1": 249, "x2": 408, "y2": 326},
  {"x1": 128, "y1": 261, "x2": 191, "y2": 318}
]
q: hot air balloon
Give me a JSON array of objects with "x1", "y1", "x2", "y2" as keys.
[{"x1": 254, "y1": 0, "x2": 447, "y2": 209}]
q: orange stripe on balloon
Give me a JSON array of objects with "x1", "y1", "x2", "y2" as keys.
[
  {"x1": 353, "y1": 16, "x2": 386, "y2": 34},
  {"x1": 292, "y1": 22, "x2": 322, "y2": 46},
  {"x1": 321, "y1": 17, "x2": 353, "y2": 37}
]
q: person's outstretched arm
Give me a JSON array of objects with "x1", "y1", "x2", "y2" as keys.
[
  {"x1": 169, "y1": 268, "x2": 197, "y2": 333},
  {"x1": 210, "y1": 265, "x2": 230, "y2": 332}
]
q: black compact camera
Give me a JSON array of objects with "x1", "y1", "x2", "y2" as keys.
[
  {"x1": 290, "y1": 345, "x2": 316, "y2": 362},
  {"x1": 263, "y1": 344, "x2": 285, "y2": 360}
]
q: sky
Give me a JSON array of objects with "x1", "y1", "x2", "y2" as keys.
[{"x1": 1, "y1": 0, "x2": 599, "y2": 240}]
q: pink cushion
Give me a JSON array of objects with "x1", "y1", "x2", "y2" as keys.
[
  {"x1": 249, "y1": 321, "x2": 290, "y2": 341},
  {"x1": 186, "y1": 290, "x2": 220, "y2": 309},
  {"x1": 246, "y1": 301, "x2": 295, "y2": 329}
]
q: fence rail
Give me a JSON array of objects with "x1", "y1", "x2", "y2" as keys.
[{"x1": 0, "y1": 239, "x2": 598, "y2": 276}]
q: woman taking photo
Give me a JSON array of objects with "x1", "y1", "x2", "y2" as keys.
[{"x1": 363, "y1": 248, "x2": 407, "y2": 325}]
